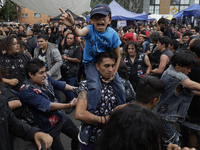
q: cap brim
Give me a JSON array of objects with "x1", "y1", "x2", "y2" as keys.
[{"x1": 90, "y1": 11, "x2": 109, "y2": 19}]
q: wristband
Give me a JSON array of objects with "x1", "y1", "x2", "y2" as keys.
[
  {"x1": 104, "y1": 116, "x2": 107, "y2": 124},
  {"x1": 68, "y1": 23, "x2": 75, "y2": 29},
  {"x1": 72, "y1": 25, "x2": 76, "y2": 32}
]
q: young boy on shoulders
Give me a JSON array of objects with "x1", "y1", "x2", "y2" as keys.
[{"x1": 59, "y1": 4, "x2": 126, "y2": 113}]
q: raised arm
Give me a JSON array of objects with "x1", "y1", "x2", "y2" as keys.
[{"x1": 59, "y1": 7, "x2": 89, "y2": 37}]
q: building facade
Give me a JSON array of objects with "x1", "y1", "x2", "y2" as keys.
[
  {"x1": 19, "y1": 7, "x2": 53, "y2": 24},
  {"x1": 143, "y1": 0, "x2": 200, "y2": 14}
]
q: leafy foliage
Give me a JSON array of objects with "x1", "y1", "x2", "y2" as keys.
[{"x1": 0, "y1": 0, "x2": 20, "y2": 22}]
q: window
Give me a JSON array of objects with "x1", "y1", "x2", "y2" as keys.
[
  {"x1": 170, "y1": 0, "x2": 189, "y2": 12},
  {"x1": 171, "y1": 0, "x2": 180, "y2": 5},
  {"x1": 21, "y1": 14, "x2": 28, "y2": 18},
  {"x1": 34, "y1": 13, "x2": 41, "y2": 18},
  {"x1": 149, "y1": 0, "x2": 160, "y2": 14}
]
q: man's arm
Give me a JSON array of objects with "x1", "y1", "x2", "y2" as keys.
[
  {"x1": 144, "y1": 55, "x2": 152, "y2": 74},
  {"x1": 75, "y1": 91, "x2": 108, "y2": 124},
  {"x1": 182, "y1": 79, "x2": 200, "y2": 91},
  {"x1": 2, "y1": 78, "x2": 19, "y2": 86},
  {"x1": 50, "y1": 98, "x2": 77, "y2": 110},
  {"x1": 151, "y1": 54, "x2": 169, "y2": 74},
  {"x1": 59, "y1": 8, "x2": 89, "y2": 37},
  {"x1": 8, "y1": 100, "x2": 22, "y2": 110}
]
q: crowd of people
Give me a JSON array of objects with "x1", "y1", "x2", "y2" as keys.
[{"x1": 0, "y1": 3, "x2": 200, "y2": 150}]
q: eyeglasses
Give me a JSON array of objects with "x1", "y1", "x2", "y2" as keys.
[
  {"x1": 123, "y1": 39, "x2": 127, "y2": 41},
  {"x1": 92, "y1": 14, "x2": 109, "y2": 20}
]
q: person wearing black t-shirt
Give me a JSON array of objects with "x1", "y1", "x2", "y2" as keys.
[{"x1": 158, "y1": 17, "x2": 173, "y2": 39}]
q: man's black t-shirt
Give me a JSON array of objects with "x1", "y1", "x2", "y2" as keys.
[
  {"x1": 38, "y1": 49, "x2": 48, "y2": 71},
  {"x1": 163, "y1": 26, "x2": 172, "y2": 39}
]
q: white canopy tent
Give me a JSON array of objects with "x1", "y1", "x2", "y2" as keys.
[
  {"x1": 11, "y1": 0, "x2": 91, "y2": 16},
  {"x1": 149, "y1": 14, "x2": 172, "y2": 21}
]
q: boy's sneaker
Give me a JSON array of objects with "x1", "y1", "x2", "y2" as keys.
[{"x1": 78, "y1": 123, "x2": 91, "y2": 145}]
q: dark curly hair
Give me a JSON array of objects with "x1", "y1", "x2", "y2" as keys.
[
  {"x1": 1, "y1": 35, "x2": 21, "y2": 52},
  {"x1": 95, "y1": 104, "x2": 164, "y2": 150},
  {"x1": 150, "y1": 31, "x2": 161, "y2": 43},
  {"x1": 124, "y1": 41, "x2": 139, "y2": 57}
]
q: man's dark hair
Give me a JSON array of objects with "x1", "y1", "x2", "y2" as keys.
[
  {"x1": 183, "y1": 32, "x2": 192, "y2": 37},
  {"x1": 114, "y1": 28, "x2": 119, "y2": 33},
  {"x1": 138, "y1": 23, "x2": 144, "y2": 27},
  {"x1": 17, "y1": 32, "x2": 27, "y2": 40},
  {"x1": 128, "y1": 25, "x2": 134, "y2": 29},
  {"x1": 181, "y1": 26, "x2": 186, "y2": 29},
  {"x1": 37, "y1": 34, "x2": 48, "y2": 41},
  {"x1": 136, "y1": 76, "x2": 165, "y2": 104},
  {"x1": 25, "y1": 59, "x2": 45, "y2": 79},
  {"x1": 169, "y1": 39, "x2": 180, "y2": 50},
  {"x1": 118, "y1": 60, "x2": 129, "y2": 80},
  {"x1": 149, "y1": 31, "x2": 161, "y2": 43},
  {"x1": 171, "y1": 50, "x2": 198, "y2": 67},
  {"x1": 189, "y1": 38, "x2": 200, "y2": 58},
  {"x1": 96, "y1": 50, "x2": 117, "y2": 66},
  {"x1": 95, "y1": 103, "x2": 164, "y2": 150},
  {"x1": 158, "y1": 36, "x2": 170, "y2": 48},
  {"x1": 122, "y1": 26, "x2": 128, "y2": 33},
  {"x1": 158, "y1": 17, "x2": 168, "y2": 26}
]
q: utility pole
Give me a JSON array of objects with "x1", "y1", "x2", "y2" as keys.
[{"x1": 6, "y1": 0, "x2": 9, "y2": 22}]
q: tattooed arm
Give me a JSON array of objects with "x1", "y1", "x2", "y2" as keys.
[{"x1": 75, "y1": 91, "x2": 105, "y2": 124}]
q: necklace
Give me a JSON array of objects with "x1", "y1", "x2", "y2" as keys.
[{"x1": 130, "y1": 54, "x2": 136, "y2": 58}]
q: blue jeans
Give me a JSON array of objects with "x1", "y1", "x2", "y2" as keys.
[
  {"x1": 60, "y1": 76, "x2": 77, "y2": 101},
  {"x1": 162, "y1": 122, "x2": 180, "y2": 146},
  {"x1": 84, "y1": 62, "x2": 126, "y2": 113}
]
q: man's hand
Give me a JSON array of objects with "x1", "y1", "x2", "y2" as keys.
[
  {"x1": 7, "y1": 78, "x2": 19, "y2": 86},
  {"x1": 167, "y1": 143, "x2": 196, "y2": 150},
  {"x1": 62, "y1": 55, "x2": 68, "y2": 60},
  {"x1": 34, "y1": 132, "x2": 53, "y2": 150},
  {"x1": 59, "y1": 7, "x2": 74, "y2": 27},
  {"x1": 70, "y1": 98, "x2": 77, "y2": 107}
]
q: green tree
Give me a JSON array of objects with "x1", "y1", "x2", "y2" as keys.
[{"x1": 0, "y1": 0, "x2": 20, "y2": 22}]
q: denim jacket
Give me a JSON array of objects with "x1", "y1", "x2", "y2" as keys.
[
  {"x1": 19, "y1": 75, "x2": 66, "y2": 132},
  {"x1": 155, "y1": 65, "x2": 194, "y2": 122}
]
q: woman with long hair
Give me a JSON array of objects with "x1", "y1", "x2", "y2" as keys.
[
  {"x1": 60, "y1": 33, "x2": 82, "y2": 105},
  {"x1": 123, "y1": 41, "x2": 151, "y2": 89}
]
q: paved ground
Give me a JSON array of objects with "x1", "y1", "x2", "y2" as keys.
[{"x1": 14, "y1": 92, "x2": 81, "y2": 150}]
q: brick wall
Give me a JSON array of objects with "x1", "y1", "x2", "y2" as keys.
[{"x1": 19, "y1": 7, "x2": 53, "y2": 24}]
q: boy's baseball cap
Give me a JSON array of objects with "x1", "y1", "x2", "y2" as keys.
[{"x1": 90, "y1": 4, "x2": 111, "y2": 19}]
